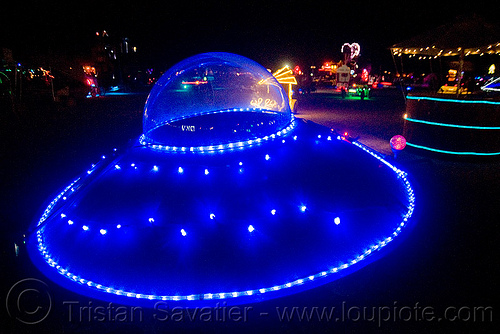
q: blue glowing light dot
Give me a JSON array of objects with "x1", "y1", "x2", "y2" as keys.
[
  {"x1": 130, "y1": 163, "x2": 136, "y2": 167},
  {"x1": 210, "y1": 213, "x2": 216, "y2": 220},
  {"x1": 300, "y1": 205, "x2": 307, "y2": 212},
  {"x1": 178, "y1": 167, "x2": 184, "y2": 174},
  {"x1": 204, "y1": 169, "x2": 209, "y2": 175},
  {"x1": 148, "y1": 218, "x2": 154, "y2": 224},
  {"x1": 293, "y1": 135, "x2": 298, "y2": 140},
  {"x1": 152, "y1": 165, "x2": 159, "y2": 172},
  {"x1": 116, "y1": 224, "x2": 122, "y2": 229},
  {"x1": 248, "y1": 225, "x2": 255, "y2": 233},
  {"x1": 101, "y1": 155, "x2": 106, "y2": 159},
  {"x1": 60, "y1": 213, "x2": 66, "y2": 218},
  {"x1": 318, "y1": 135, "x2": 322, "y2": 139},
  {"x1": 67, "y1": 220, "x2": 74, "y2": 225},
  {"x1": 271, "y1": 209, "x2": 277, "y2": 215},
  {"x1": 180, "y1": 229, "x2": 187, "y2": 237},
  {"x1": 100, "y1": 229, "x2": 107, "y2": 235},
  {"x1": 334, "y1": 217, "x2": 341, "y2": 225},
  {"x1": 238, "y1": 168, "x2": 244, "y2": 174},
  {"x1": 114, "y1": 164, "x2": 121, "y2": 170},
  {"x1": 82, "y1": 225, "x2": 89, "y2": 231},
  {"x1": 265, "y1": 154, "x2": 270, "y2": 161},
  {"x1": 239, "y1": 162, "x2": 243, "y2": 166}
]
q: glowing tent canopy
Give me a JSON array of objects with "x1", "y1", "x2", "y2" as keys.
[{"x1": 391, "y1": 15, "x2": 500, "y2": 57}]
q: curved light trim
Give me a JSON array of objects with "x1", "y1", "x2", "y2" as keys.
[
  {"x1": 405, "y1": 117, "x2": 500, "y2": 130},
  {"x1": 140, "y1": 108, "x2": 296, "y2": 153},
  {"x1": 406, "y1": 142, "x2": 500, "y2": 156},
  {"x1": 407, "y1": 95, "x2": 500, "y2": 105}
]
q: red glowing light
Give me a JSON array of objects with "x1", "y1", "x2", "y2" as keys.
[
  {"x1": 390, "y1": 135, "x2": 407, "y2": 151},
  {"x1": 344, "y1": 132, "x2": 349, "y2": 137},
  {"x1": 361, "y1": 69, "x2": 369, "y2": 82}
]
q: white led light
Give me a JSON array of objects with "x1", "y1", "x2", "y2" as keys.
[
  {"x1": 82, "y1": 225, "x2": 89, "y2": 231},
  {"x1": 178, "y1": 167, "x2": 184, "y2": 174},
  {"x1": 247, "y1": 225, "x2": 255, "y2": 233},
  {"x1": 271, "y1": 209, "x2": 277, "y2": 215},
  {"x1": 68, "y1": 220, "x2": 74, "y2": 225},
  {"x1": 180, "y1": 229, "x2": 187, "y2": 237},
  {"x1": 334, "y1": 217, "x2": 341, "y2": 225},
  {"x1": 300, "y1": 205, "x2": 307, "y2": 212},
  {"x1": 204, "y1": 169, "x2": 209, "y2": 175},
  {"x1": 100, "y1": 229, "x2": 107, "y2": 235}
]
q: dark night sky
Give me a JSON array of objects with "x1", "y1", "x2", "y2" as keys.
[{"x1": 1, "y1": 0, "x2": 495, "y2": 70}]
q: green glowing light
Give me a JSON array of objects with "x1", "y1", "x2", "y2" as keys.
[{"x1": 406, "y1": 142, "x2": 500, "y2": 156}]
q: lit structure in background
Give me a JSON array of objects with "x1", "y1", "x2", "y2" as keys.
[
  {"x1": 28, "y1": 53, "x2": 416, "y2": 306},
  {"x1": 269, "y1": 66, "x2": 298, "y2": 112},
  {"x1": 341, "y1": 43, "x2": 360, "y2": 63},
  {"x1": 392, "y1": 16, "x2": 500, "y2": 156}
]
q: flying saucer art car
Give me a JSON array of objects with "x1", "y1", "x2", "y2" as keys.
[{"x1": 28, "y1": 52, "x2": 415, "y2": 305}]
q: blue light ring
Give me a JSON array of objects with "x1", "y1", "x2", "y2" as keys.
[
  {"x1": 34, "y1": 152, "x2": 125, "y2": 231},
  {"x1": 140, "y1": 117, "x2": 297, "y2": 153},
  {"x1": 30, "y1": 136, "x2": 416, "y2": 303},
  {"x1": 35, "y1": 178, "x2": 81, "y2": 228}
]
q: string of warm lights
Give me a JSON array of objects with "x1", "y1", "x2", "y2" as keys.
[{"x1": 391, "y1": 42, "x2": 500, "y2": 58}]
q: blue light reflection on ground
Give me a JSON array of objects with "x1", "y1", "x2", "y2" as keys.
[{"x1": 28, "y1": 121, "x2": 415, "y2": 306}]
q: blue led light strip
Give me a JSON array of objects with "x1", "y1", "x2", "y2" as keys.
[
  {"x1": 36, "y1": 178, "x2": 81, "y2": 227},
  {"x1": 406, "y1": 142, "x2": 500, "y2": 156},
  {"x1": 405, "y1": 117, "x2": 500, "y2": 130},
  {"x1": 140, "y1": 109, "x2": 297, "y2": 153},
  {"x1": 33, "y1": 135, "x2": 415, "y2": 302},
  {"x1": 407, "y1": 95, "x2": 500, "y2": 105}
]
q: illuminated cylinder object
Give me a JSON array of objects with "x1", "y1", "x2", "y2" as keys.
[{"x1": 403, "y1": 95, "x2": 500, "y2": 156}]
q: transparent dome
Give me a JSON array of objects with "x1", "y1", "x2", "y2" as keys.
[{"x1": 143, "y1": 52, "x2": 292, "y2": 147}]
